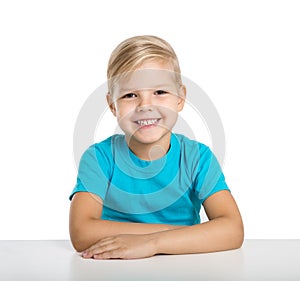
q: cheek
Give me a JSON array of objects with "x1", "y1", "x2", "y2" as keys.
[
  {"x1": 115, "y1": 105, "x2": 135, "y2": 126},
  {"x1": 157, "y1": 99, "x2": 179, "y2": 115},
  {"x1": 115, "y1": 102, "x2": 132, "y2": 117},
  {"x1": 158, "y1": 105, "x2": 179, "y2": 127}
]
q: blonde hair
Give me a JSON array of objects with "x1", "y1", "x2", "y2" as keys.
[{"x1": 107, "y1": 35, "x2": 182, "y2": 92}]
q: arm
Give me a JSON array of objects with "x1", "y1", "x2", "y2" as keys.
[
  {"x1": 152, "y1": 190, "x2": 244, "y2": 254},
  {"x1": 81, "y1": 190, "x2": 244, "y2": 259},
  {"x1": 69, "y1": 192, "x2": 182, "y2": 252}
]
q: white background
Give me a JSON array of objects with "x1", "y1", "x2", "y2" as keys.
[{"x1": 0, "y1": 0, "x2": 299, "y2": 239}]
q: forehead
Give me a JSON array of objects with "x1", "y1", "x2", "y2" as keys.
[{"x1": 113, "y1": 68, "x2": 178, "y2": 94}]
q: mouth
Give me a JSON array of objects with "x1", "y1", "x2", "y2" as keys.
[{"x1": 134, "y1": 118, "x2": 161, "y2": 127}]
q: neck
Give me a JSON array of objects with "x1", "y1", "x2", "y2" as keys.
[{"x1": 127, "y1": 133, "x2": 171, "y2": 161}]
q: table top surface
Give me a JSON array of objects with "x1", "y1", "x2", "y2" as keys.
[{"x1": 0, "y1": 239, "x2": 299, "y2": 281}]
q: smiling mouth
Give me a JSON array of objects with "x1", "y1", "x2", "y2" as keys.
[{"x1": 135, "y1": 118, "x2": 161, "y2": 127}]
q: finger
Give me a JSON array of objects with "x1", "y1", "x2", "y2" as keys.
[
  {"x1": 81, "y1": 237, "x2": 115, "y2": 257},
  {"x1": 97, "y1": 237, "x2": 116, "y2": 246},
  {"x1": 98, "y1": 236, "x2": 116, "y2": 242},
  {"x1": 82, "y1": 240, "x2": 118, "y2": 258},
  {"x1": 93, "y1": 248, "x2": 125, "y2": 260}
]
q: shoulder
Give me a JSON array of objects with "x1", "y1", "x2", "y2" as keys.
[
  {"x1": 173, "y1": 133, "x2": 210, "y2": 154},
  {"x1": 82, "y1": 134, "x2": 125, "y2": 162},
  {"x1": 94, "y1": 134, "x2": 124, "y2": 147},
  {"x1": 173, "y1": 133, "x2": 216, "y2": 171},
  {"x1": 91, "y1": 134, "x2": 125, "y2": 152}
]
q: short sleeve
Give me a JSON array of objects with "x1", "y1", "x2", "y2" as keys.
[
  {"x1": 69, "y1": 144, "x2": 111, "y2": 200},
  {"x1": 193, "y1": 145, "x2": 230, "y2": 203}
]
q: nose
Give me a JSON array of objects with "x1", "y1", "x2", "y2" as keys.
[{"x1": 137, "y1": 92, "x2": 154, "y2": 112}]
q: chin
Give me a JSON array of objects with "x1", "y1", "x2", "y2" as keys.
[{"x1": 131, "y1": 131, "x2": 171, "y2": 145}]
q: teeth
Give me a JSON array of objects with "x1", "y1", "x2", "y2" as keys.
[{"x1": 137, "y1": 119, "x2": 158, "y2": 126}]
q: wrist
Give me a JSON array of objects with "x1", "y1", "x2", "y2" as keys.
[{"x1": 146, "y1": 232, "x2": 161, "y2": 255}]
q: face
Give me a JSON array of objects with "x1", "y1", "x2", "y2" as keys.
[{"x1": 107, "y1": 60, "x2": 186, "y2": 149}]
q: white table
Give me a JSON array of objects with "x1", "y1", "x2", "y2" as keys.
[{"x1": 0, "y1": 240, "x2": 299, "y2": 280}]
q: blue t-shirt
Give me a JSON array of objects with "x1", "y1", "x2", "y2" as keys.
[{"x1": 70, "y1": 133, "x2": 229, "y2": 225}]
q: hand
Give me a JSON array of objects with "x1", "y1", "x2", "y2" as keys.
[{"x1": 81, "y1": 234, "x2": 157, "y2": 260}]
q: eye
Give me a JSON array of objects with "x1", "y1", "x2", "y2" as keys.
[
  {"x1": 154, "y1": 90, "x2": 168, "y2": 95},
  {"x1": 121, "y1": 93, "x2": 137, "y2": 99}
]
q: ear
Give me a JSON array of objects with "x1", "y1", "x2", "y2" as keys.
[
  {"x1": 106, "y1": 93, "x2": 117, "y2": 116},
  {"x1": 177, "y1": 85, "x2": 186, "y2": 112}
]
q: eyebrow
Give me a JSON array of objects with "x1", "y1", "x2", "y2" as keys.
[{"x1": 119, "y1": 84, "x2": 175, "y2": 93}]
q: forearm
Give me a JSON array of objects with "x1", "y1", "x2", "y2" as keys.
[
  {"x1": 151, "y1": 217, "x2": 244, "y2": 255},
  {"x1": 70, "y1": 218, "x2": 182, "y2": 252}
]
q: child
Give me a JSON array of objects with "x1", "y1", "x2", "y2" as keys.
[{"x1": 69, "y1": 35, "x2": 244, "y2": 259}]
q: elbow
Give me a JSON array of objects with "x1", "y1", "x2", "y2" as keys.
[
  {"x1": 70, "y1": 236, "x2": 88, "y2": 253},
  {"x1": 231, "y1": 220, "x2": 244, "y2": 250},
  {"x1": 233, "y1": 231, "x2": 244, "y2": 250},
  {"x1": 69, "y1": 219, "x2": 105, "y2": 252},
  {"x1": 69, "y1": 225, "x2": 93, "y2": 253}
]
